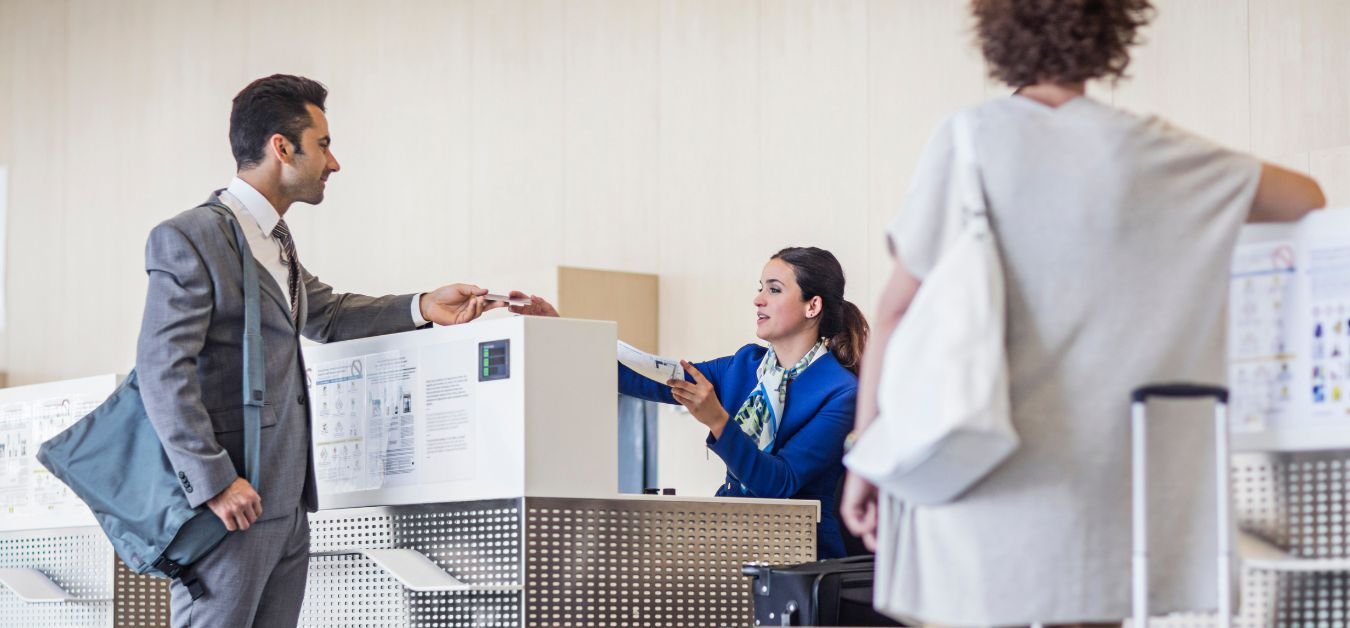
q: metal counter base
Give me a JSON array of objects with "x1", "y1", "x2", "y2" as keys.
[
  {"x1": 0, "y1": 526, "x2": 169, "y2": 627},
  {"x1": 301, "y1": 495, "x2": 819, "y2": 627},
  {"x1": 1146, "y1": 451, "x2": 1350, "y2": 627}
]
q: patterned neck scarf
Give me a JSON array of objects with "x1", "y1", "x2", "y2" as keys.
[{"x1": 731, "y1": 339, "x2": 828, "y2": 452}]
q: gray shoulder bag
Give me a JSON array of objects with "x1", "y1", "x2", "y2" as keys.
[{"x1": 37, "y1": 201, "x2": 264, "y2": 600}]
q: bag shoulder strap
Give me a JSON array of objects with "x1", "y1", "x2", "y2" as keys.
[
  {"x1": 950, "y1": 109, "x2": 990, "y2": 228},
  {"x1": 200, "y1": 200, "x2": 265, "y2": 492}
]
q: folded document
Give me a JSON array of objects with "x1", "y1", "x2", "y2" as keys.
[{"x1": 617, "y1": 340, "x2": 685, "y2": 384}]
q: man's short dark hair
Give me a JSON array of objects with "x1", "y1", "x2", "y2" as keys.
[{"x1": 229, "y1": 74, "x2": 328, "y2": 170}]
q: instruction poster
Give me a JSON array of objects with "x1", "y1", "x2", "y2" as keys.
[
  {"x1": 1229, "y1": 239, "x2": 1298, "y2": 432},
  {"x1": 310, "y1": 341, "x2": 477, "y2": 494},
  {"x1": 421, "y1": 342, "x2": 477, "y2": 482},
  {"x1": 1229, "y1": 209, "x2": 1350, "y2": 446},
  {"x1": 0, "y1": 375, "x2": 117, "y2": 532},
  {"x1": 1305, "y1": 242, "x2": 1350, "y2": 420}
]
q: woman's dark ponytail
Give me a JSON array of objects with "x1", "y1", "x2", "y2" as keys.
[
  {"x1": 771, "y1": 247, "x2": 870, "y2": 375},
  {"x1": 829, "y1": 299, "x2": 868, "y2": 375}
]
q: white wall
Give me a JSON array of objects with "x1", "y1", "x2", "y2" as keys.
[{"x1": 1, "y1": 0, "x2": 1348, "y2": 494}]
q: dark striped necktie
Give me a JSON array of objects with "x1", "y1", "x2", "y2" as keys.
[{"x1": 271, "y1": 219, "x2": 300, "y2": 324}]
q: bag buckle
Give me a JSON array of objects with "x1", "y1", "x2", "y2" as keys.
[
  {"x1": 152, "y1": 556, "x2": 183, "y2": 579},
  {"x1": 181, "y1": 573, "x2": 207, "y2": 601},
  {"x1": 154, "y1": 556, "x2": 208, "y2": 600}
]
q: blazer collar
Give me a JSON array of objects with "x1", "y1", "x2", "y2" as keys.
[
  {"x1": 226, "y1": 177, "x2": 282, "y2": 236},
  {"x1": 784, "y1": 349, "x2": 845, "y2": 388},
  {"x1": 768, "y1": 350, "x2": 849, "y2": 437},
  {"x1": 206, "y1": 191, "x2": 295, "y2": 326}
]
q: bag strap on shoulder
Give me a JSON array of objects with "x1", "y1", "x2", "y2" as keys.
[
  {"x1": 950, "y1": 110, "x2": 990, "y2": 229},
  {"x1": 201, "y1": 200, "x2": 265, "y2": 492}
]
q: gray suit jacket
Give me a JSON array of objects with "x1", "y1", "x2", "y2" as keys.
[{"x1": 136, "y1": 196, "x2": 417, "y2": 520}]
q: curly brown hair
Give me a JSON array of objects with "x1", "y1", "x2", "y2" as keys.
[{"x1": 973, "y1": 0, "x2": 1155, "y2": 87}]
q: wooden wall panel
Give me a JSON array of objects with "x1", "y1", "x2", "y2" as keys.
[
  {"x1": 1, "y1": 0, "x2": 1348, "y2": 489},
  {"x1": 467, "y1": 0, "x2": 566, "y2": 302},
  {"x1": 758, "y1": 0, "x2": 870, "y2": 313},
  {"x1": 557, "y1": 266, "x2": 658, "y2": 354},
  {"x1": 1249, "y1": 0, "x2": 1350, "y2": 159},
  {"x1": 64, "y1": 1, "x2": 160, "y2": 376},
  {"x1": 239, "y1": 1, "x2": 477, "y2": 300},
  {"x1": 5, "y1": 0, "x2": 68, "y2": 384},
  {"x1": 1311, "y1": 146, "x2": 1350, "y2": 209},
  {"x1": 866, "y1": 0, "x2": 986, "y2": 304},
  {"x1": 656, "y1": 0, "x2": 761, "y2": 363},
  {"x1": 654, "y1": 0, "x2": 763, "y2": 494},
  {"x1": 1113, "y1": 0, "x2": 1251, "y2": 151},
  {"x1": 562, "y1": 0, "x2": 661, "y2": 276},
  {"x1": 0, "y1": 1, "x2": 15, "y2": 371}
]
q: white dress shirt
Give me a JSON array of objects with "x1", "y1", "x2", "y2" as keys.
[{"x1": 218, "y1": 177, "x2": 426, "y2": 327}]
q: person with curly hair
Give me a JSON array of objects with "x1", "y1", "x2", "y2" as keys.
[{"x1": 842, "y1": 1, "x2": 1325, "y2": 626}]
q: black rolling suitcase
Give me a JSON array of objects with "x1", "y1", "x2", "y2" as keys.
[{"x1": 742, "y1": 555, "x2": 908, "y2": 626}]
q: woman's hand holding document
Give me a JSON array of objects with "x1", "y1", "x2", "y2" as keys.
[
  {"x1": 616, "y1": 341, "x2": 686, "y2": 384},
  {"x1": 506, "y1": 291, "x2": 558, "y2": 317}
]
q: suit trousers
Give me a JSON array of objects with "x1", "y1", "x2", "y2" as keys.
[{"x1": 170, "y1": 505, "x2": 310, "y2": 628}]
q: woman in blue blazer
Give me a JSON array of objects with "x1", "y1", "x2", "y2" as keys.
[{"x1": 513, "y1": 247, "x2": 867, "y2": 559}]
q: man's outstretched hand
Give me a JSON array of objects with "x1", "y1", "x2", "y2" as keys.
[{"x1": 420, "y1": 284, "x2": 504, "y2": 325}]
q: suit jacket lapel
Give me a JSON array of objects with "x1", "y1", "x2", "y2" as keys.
[
  {"x1": 206, "y1": 195, "x2": 296, "y2": 330},
  {"x1": 254, "y1": 259, "x2": 293, "y2": 327},
  {"x1": 296, "y1": 265, "x2": 309, "y2": 333}
]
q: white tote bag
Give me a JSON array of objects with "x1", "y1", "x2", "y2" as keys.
[{"x1": 844, "y1": 110, "x2": 1016, "y2": 505}]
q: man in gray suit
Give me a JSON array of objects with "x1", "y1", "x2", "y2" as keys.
[{"x1": 136, "y1": 74, "x2": 500, "y2": 628}]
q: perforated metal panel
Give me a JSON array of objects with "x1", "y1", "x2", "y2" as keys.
[
  {"x1": 1148, "y1": 452, "x2": 1350, "y2": 628},
  {"x1": 0, "y1": 526, "x2": 112, "y2": 627},
  {"x1": 112, "y1": 558, "x2": 170, "y2": 627},
  {"x1": 1134, "y1": 569, "x2": 1280, "y2": 628},
  {"x1": 1234, "y1": 452, "x2": 1288, "y2": 547},
  {"x1": 300, "y1": 496, "x2": 816, "y2": 627},
  {"x1": 1280, "y1": 453, "x2": 1350, "y2": 560},
  {"x1": 524, "y1": 496, "x2": 817, "y2": 627},
  {"x1": 1248, "y1": 452, "x2": 1350, "y2": 628},
  {"x1": 302, "y1": 499, "x2": 524, "y2": 627}
]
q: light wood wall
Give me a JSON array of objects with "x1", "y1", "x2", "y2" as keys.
[
  {"x1": 557, "y1": 266, "x2": 659, "y2": 354},
  {"x1": 1, "y1": 0, "x2": 1347, "y2": 493}
]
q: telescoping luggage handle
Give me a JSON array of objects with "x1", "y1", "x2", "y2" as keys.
[{"x1": 1130, "y1": 383, "x2": 1231, "y2": 628}]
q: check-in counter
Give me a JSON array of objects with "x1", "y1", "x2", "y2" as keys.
[
  {"x1": 301, "y1": 315, "x2": 620, "y2": 509},
  {"x1": 0, "y1": 318, "x2": 820, "y2": 628},
  {"x1": 296, "y1": 316, "x2": 821, "y2": 626}
]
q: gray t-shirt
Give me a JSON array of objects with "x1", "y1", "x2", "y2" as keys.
[{"x1": 877, "y1": 96, "x2": 1260, "y2": 625}]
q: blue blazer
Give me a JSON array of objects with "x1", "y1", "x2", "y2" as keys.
[{"x1": 619, "y1": 344, "x2": 857, "y2": 559}]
